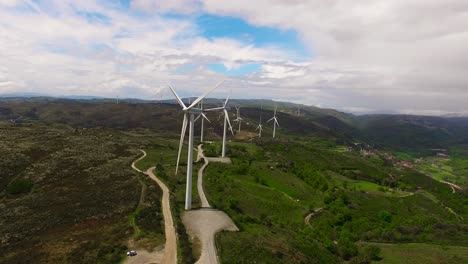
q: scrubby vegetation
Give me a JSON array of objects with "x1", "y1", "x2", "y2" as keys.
[
  {"x1": 6, "y1": 178, "x2": 33, "y2": 195},
  {"x1": 1, "y1": 98, "x2": 467, "y2": 263},
  {"x1": 0, "y1": 122, "x2": 170, "y2": 263}
]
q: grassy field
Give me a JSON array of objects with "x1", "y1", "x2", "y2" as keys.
[
  {"x1": 328, "y1": 171, "x2": 413, "y2": 197},
  {"x1": 203, "y1": 139, "x2": 468, "y2": 263},
  {"x1": 365, "y1": 242, "x2": 468, "y2": 264},
  {"x1": 412, "y1": 148, "x2": 468, "y2": 187}
]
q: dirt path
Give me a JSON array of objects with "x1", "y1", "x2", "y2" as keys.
[
  {"x1": 304, "y1": 208, "x2": 323, "y2": 225},
  {"x1": 440, "y1": 180, "x2": 462, "y2": 193},
  {"x1": 131, "y1": 149, "x2": 147, "y2": 173},
  {"x1": 126, "y1": 150, "x2": 177, "y2": 264},
  {"x1": 197, "y1": 144, "x2": 211, "y2": 208},
  {"x1": 183, "y1": 145, "x2": 238, "y2": 264},
  {"x1": 147, "y1": 167, "x2": 177, "y2": 264},
  {"x1": 183, "y1": 210, "x2": 238, "y2": 264}
]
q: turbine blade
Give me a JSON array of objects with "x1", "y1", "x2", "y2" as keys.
[
  {"x1": 204, "y1": 106, "x2": 224, "y2": 112},
  {"x1": 202, "y1": 113, "x2": 211, "y2": 123},
  {"x1": 176, "y1": 113, "x2": 188, "y2": 174},
  {"x1": 223, "y1": 95, "x2": 230, "y2": 107},
  {"x1": 194, "y1": 114, "x2": 201, "y2": 122},
  {"x1": 187, "y1": 80, "x2": 225, "y2": 110},
  {"x1": 267, "y1": 117, "x2": 274, "y2": 123},
  {"x1": 168, "y1": 84, "x2": 187, "y2": 109},
  {"x1": 225, "y1": 109, "x2": 234, "y2": 136},
  {"x1": 275, "y1": 118, "x2": 280, "y2": 127}
]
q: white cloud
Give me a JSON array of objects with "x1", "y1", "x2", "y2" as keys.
[
  {"x1": 0, "y1": 1, "x2": 285, "y2": 99},
  {"x1": 0, "y1": 0, "x2": 467, "y2": 115},
  {"x1": 0, "y1": 0, "x2": 24, "y2": 7},
  {"x1": 201, "y1": 0, "x2": 468, "y2": 114},
  {"x1": 131, "y1": 0, "x2": 200, "y2": 14}
]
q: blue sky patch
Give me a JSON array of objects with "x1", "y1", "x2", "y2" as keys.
[
  {"x1": 207, "y1": 63, "x2": 262, "y2": 76},
  {"x1": 196, "y1": 14, "x2": 310, "y2": 61}
]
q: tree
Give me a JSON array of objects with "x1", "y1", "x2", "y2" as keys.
[{"x1": 378, "y1": 210, "x2": 392, "y2": 223}]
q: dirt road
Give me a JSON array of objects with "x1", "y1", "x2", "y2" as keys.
[
  {"x1": 183, "y1": 209, "x2": 238, "y2": 264},
  {"x1": 183, "y1": 145, "x2": 238, "y2": 264},
  {"x1": 126, "y1": 150, "x2": 177, "y2": 264},
  {"x1": 146, "y1": 167, "x2": 177, "y2": 264},
  {"x1": 304, "y1": 208, "x2": 324, "y2": 225},
  {"x1": 440, "y1": 180, "x2": 462, "y2": 193},
  {"x1": 131, "y1": 149, "x2": 147, "y2": 173},
  {"x1": 197, "y1": 144, "x2": 211, "y2": 208}
]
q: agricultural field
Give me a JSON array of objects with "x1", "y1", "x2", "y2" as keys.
[{"x1": 415, "y1": 156, "x2": 468, "y2": 186}]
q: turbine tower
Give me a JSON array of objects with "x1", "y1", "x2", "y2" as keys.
[
  {"x1": 234, "y1": 106, "x2": 243, "y2": 133},
  {"x1": 256, "y1": 105, "x2": 263, "y2": 138},
  {"x1": 195, "y1": 100, "x2": 210, "y2": 142},
  {"x1": 256, "y1": 121, "x2": 263, "y2": 138},
  {"x1": 169, "y1": 80, "x2": 224, "y2": 210},
  {"x1": 267, "y1": 105, "x2": 280, "y2": 138},
  {"x1": 205, "y1": 97, "x2": 234, "y2": 157}
]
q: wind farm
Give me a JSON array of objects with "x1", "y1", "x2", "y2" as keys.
[
  {"x1": 2, "y1": 95, "x2": 468, "y2": 264},
  {"x1": 1, "y1": 1, "x2": 467, "y2": 264}
]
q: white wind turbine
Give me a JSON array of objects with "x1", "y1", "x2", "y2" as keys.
[
  {"x1": 195, "y1": 100, "x2": 210, "y2": 142},
  {"x1": 234, "y1": 106, "x2": 243, "y2": 133},
  {"x1": 267, "y1": 105, "x2": 280, "y2": 138},
  {"x1": 169, "y1": 81, "x2": 225, "y2": 210},
  {"x1": 256, "y1": 105, "x2": 263, "y2": 138},
  {"x1": 205, "y1": 96, "x2": 234, "y2": 157}
]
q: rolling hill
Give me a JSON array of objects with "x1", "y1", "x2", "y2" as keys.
[{"x1": 0, "y1": 97, "x2": 467, "y2": 263}]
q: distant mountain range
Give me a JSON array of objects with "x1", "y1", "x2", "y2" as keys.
[
  {"x1": 2, "y1": 93, "x2": 467, "y2": 118},
  {"x1": 1, "y1": 96, "x2": 468, "y2": 155}
]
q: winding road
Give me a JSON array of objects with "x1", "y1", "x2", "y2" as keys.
[
  {"x1": 183, "y1": 144, "x2": 238, "y2": 264},
  {"x1": 304, "y1": 208, "x2": 324, "y2": 225},
  {"x1": 197, "y1": 144, "x2": 211, "y2": 208},
  {"x1": 128, "y1": 150, "x2": 177, "y2": 264},
  {"x1": 440, "y1": 180, "x2": 462, "y2": 193}
]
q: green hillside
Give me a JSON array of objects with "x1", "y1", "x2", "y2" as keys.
[{"x1": 0, "y1": 98, "x2": 467, "y2": 263}]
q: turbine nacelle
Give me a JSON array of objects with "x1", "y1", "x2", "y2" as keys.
[
  {"x1": 167, "y1": 80, "x2": 226, "y2": 210},
  {"x1": 168, "y1": 80, "x2": 225, "y2": 175}
]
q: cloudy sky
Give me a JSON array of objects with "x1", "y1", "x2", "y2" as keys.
[{"x1": 1, "y1": 0, "x2": 467, "y2": 115}]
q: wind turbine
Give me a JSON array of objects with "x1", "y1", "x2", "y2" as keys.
[
  {"x1": 10, "y1": 115, "x2": 22, "y2": 124},
  {"x1": 195, "y1": 100, "x2": 210, "y2": 142},
  {"x1": 267, "y1": 105, "x2": 280, "y2": 138},
  {"x1": 205, "y1": 96, "x2": 234, "y2": 157},
  {"x1": 234, "y1": 106, "x2": 243, "y2": 133},
  {"x1": 256, "y1": 121, "x2": 263, "y2": 138},
  {"x1": 256, "y1": 105, "x2": 263, "y2": 138},
  {"x1": 169, "y1": 80, "x2": 225, "y2": 210}
]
